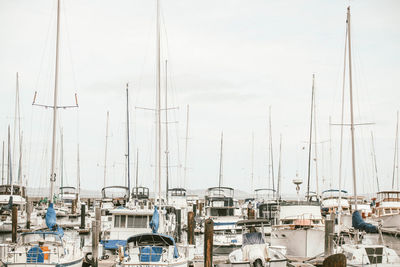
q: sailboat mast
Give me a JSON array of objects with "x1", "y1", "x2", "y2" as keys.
[
  {"x1": 7, "y1": 126, "x2": 12, "y2": 185},
  {"x1": 313, "y1": 78, "x2": 319, "y2": 196},
  {"x1": 347, "y1": 6, "x2": 358, "y2": 211},
  {"x1": 251, "y1": 132, "x2": 254, "y2": 193},
  {"x1": 218, "y1": 132, "x2": 223, "y2": 188},
  {"x1": 156, "y1": 0, "x2": 162, "y2": 206},
  {"x1": 183, "y1": 105, "x2": 189, "y2": 188},
  {"x1": 165, "y1": 60, "x2": 169, "y2": 202},
  {"x1": 392, "y1": 111, "x2": 399, "y2": 189},
  {"x1": 371, "y1": 132, "x2": 380, "y2": 191},
  {"x1": 103, "y1": 111, "x2": 109, "y2": 188},
  {"x1": 277, "y1": 134, "x2": 282, "y2": 200},
  {"x1": 135, "y1": 149, "x2": 139, "y2": 188},
  {"x1": 268, "y1": 106, "x2": 275, "y2": 193},
  {"x1": 49, "y1": 0, "x2": 61, "y2": 203},
  {"x1": 126, "y1": 84, "x2": 131, "y2": 199},
  {"x1": 77, "y1": 143, "x2": 81, "y2": 202},
  {"x1": 306, "y1": 74, "x2": 315, "y2": 199},
  {"x1": 13, "y1": 72, "x2": 21, "y2": 182},
  {"x1": 1, "y1": 141, "x2": 4, "y2": 185}
]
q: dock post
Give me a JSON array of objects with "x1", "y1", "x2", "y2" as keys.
[
  {"x1": 204, "y1": 218, "x2": 214, "y2": 267},
  {"x1": 72, "y1": 199, "x2": 77, "y2": 214},
  {"x1": 12, "y1": 205, "x2": 17, "y2": 242},
  {"x1": 176, "y1": 209, "x2": 181, "y2": 243},
  {"x1": 80, "y1": 204, "x2": 86, "y2": 229},
  {"x1": 91, "y1": 219, "x2": 98, "y2": 267},
  {"x1": 325, "y1": 219, "x2": 334, "y2": 257},
  {"x1": 193, "y1": 203, "x2": 197, "y2": 217},
  {"x1": 26, "y1": 201, "x2": 32, "y2": 230},
  {"x1": 95, "y1": 207, "x2": 101, "y2": 242},
  {"x1": 188, "y1": 211, "x2": 195, "y2": 245}
]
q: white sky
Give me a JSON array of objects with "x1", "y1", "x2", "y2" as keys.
[{"x1": 0, "y1": 0, "x2": 399, "y2": 198}]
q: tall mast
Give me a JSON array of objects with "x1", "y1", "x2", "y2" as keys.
[
  {"x1": 17, "y1": 134, "x2": 22, "y2": 186},
  {"x1": 306, "y1": 74, "x2": 315, "y2": 199},
  {"x1": 1, "y1": 141, "x2": 4, "y2": 185},
  {"x1": 135, "y1": 149, "x2": 139, "y2": 188},
  {"x1": 7, "y1": 126, "x2": 12, "y2": 185},
  {"x1": 250, "y1": 132, "x2": 254, "y2": 193},
  {"x1": 49, "y1": 0, "x2": 61, "y2": 203},
  {"x1": 268, "y1": 106, "x2": 275, "y2": 192},
  {"x1": 277, "y1": 134, "x2": 282, "y2": 200},
  {"x1": 371, "y1": 132, "x2": 380, "y2": 191},
  {"x1": 218, "y1": 132, "x2": 223, "y2": 188},
  {"x1": 313, "y1": 78, "x2": 319, "y2": 196},
  {"x1": 103, "y1": 111, "x2": 109, "y2": 188},
  {"x1": 183, "y1": 105, "x2": 189, "y2": 189},
  {"x1": 338, "y1": 14, "x2": 348, "y2": 221},
  {"x1": 126, "y1": 84, "x2": 131, "y2": 199},
  {"x1": 77, "y1": 143, "x2": 81, "y2": 202},
  {"x1": 347, "y1": 6, "x2": 358, "y2": 211},
  {"x1": 329, "y1": 116, "x2": 333, "y2": 188},
  {"x1": 13, "y1": 72, "x2": 21, "y2": 182},
  {"x1": 392, "y1": 111, "x2": 399, "y2": 189},
  {"x1": 165, "y1": 60, "x2": 169, "y2": 202},
  {"x1": 156, "y1": 0, "x2": 162, "y2": 206}
]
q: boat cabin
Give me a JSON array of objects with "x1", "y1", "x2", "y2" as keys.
[
  {"x1": 374, "y1": 191, "x2": 400, "y2": 216},
  {"x1": 205, "y1": 187, "x2": 235, "y2": 217},
  {"x1": 58, "y1": 186, "x2": 77, "y2": 204},
  {"x1": 131, "y1": 187, "x2": 150, "y2": 200}
]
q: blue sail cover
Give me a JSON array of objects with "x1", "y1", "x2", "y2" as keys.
[
  {"x1": 45, "y1": 203, "x2": 64, "y2": 237},
  {"x1": 352, "y1": 210, "x2": 378, "y2": 233},
  {"x1": 46, "y1": 203, "x2": 56, "y2": 229},
  {"x1": 149, "y1": 206, "x2": 159, "y2": 233}
]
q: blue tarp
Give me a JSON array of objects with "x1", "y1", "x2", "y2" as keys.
[
  {"x1": 27, "y1": 246, "x2": 44, "y2": 263},
  {"x1": 352, "y1": 210, "x2": 378, "y2": 233},
  {"x1": 101, "y1": 240, "x2": 127, "y2": 250},
  {"x1": 127, "y1": 233, "x2": 179, "y2": 259},
  {"x1": 45, "y1": 203, "x2": 56, "y2": 229},
  {"x1": 45, "y1": 203, "x2": 64, "y2": 237},
  {"x1": 140, "y1": 246, "x2": 163, "y2": 262},
  {"x1": 149, "y1": 206, "x2": 159, "y2": 233}
]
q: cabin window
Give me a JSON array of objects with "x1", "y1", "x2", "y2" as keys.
[
  {"x1": 385, "y1": 209, "x2": 391, "y2": 214},
  {"x1": 114, "y1": 215, "x2": 127, "y2": 228},
  {"x1": 126, "y1": 215, "x2": 148, "y2": 228}
]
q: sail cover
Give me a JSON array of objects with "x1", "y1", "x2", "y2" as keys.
[
  {"x1": 149, "y1": 206, "x2": 159, "y2": 233},
  {"x1": 352, "y1": 210, "x2": 378, "y2": 233}
]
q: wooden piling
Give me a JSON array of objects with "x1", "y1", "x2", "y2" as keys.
[
  {"x1": 80, "y1": 204, "x2": 86, "y2": 229},
  {"x1": 204, "y1": 218, "x2": 214, "y2": 267},
  {"x1": 323, "y1": 253, "x2": 346, "y2": 267},
  {"x1": 12, "y1": 205, "x2": 17, "y2": 242},
  {"x1": 26, "y1": 201, "x2": 32, "y2": 230},
  {"x1": 324, "y1": 219, "x2": 334, "y2": 257},
  {"x1": 176, "y1": 209, "x2": 181, "y2": 243},
  {"x1": 193, "y1": 204, "x2": 197, "y2": 217},
  {"x1": 188, "y1": 211, "x2": 195, "y2": 245},
  {"x1": 72, "y1": 199, "x2": 77, "y2": 214},
  {"x1": 91, "y1": 219, "x2": 98, "y2": 267}
]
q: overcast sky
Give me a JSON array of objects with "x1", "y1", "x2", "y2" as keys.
[{"x1": 0, "y1": 0, "x2": 399, "y2": 198}]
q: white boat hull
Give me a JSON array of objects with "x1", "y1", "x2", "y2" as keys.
[
  {"x1": 373, "y1": 214, "x2": 400, "y2": 228},
  {"x1": 3, "y1": 258, "x2": 83, "y2": 267},
  {"x1": 271, "y1": 228, "x2": 324, "y2": 258}
]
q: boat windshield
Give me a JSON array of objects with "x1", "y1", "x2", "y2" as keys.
[
  {"x1": 19, "y1": 232, "x2": 62, "y2": 246},
  {"x1": 242, "y1": 232, "x2": 265, "y2": 246}
]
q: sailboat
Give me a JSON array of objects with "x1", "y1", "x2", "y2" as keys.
[
  {"x1": 0, "y1": 0, "x2": 83, "y2": 265},
  {"x1": 334, "y1": 7, "x2": 400, "y2": 266},
  {"x1": 270, "y1": 75, "x2": 325, "y2": 259}
]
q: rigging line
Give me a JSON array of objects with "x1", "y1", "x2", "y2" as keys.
[
  {"x1": 338, "y1": 21, "x2": 348, "y2": 214},
  {"x1": 34, "y1": 0, "x2": 57, "y2": 92},
  {"x1": 62, "y1": 0, "x2": 79, "y2": 93}
]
